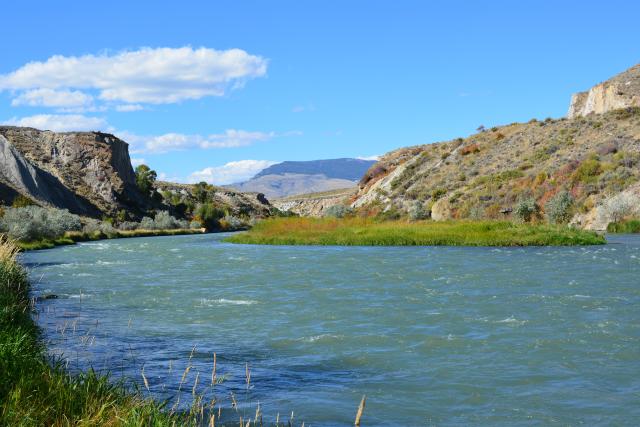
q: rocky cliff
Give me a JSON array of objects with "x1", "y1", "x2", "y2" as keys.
[
  {"x1": 568, "y1": 63, "x2": 640, "y2": 118},
  {"x1": 0, "y1": 127, "x2": 146, "y2": 216}
]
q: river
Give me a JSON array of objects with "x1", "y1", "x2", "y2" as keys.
[{"x1": 23, "y1": 233, "x2": 640, "y2": 425}]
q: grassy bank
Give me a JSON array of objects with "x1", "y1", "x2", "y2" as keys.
[
  {"x1": 0, "y1": 237, "x2": 199, "y2": 425},
  {"x1": 17, "y1": 228, "x2": 204, "y2": 251},
  {"x1": 226, "y1": 218, "x2": 606, "y2": 246},
  {"x1": 607, "y1": 219, "x2": 640, "y2": 234}
]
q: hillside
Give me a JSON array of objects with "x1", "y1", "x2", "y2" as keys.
[
  {"x1": 229, "y1": 158, "x2": 375, "y2": 198},
  {"x1": 330, "y1": 64, "x2": 640, "y2": 230}
]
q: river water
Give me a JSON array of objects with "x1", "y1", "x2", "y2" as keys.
[{"x1": 23, "y1": 233, "x2": 640, "y2": 425}]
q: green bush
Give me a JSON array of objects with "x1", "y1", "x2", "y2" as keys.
[
  {"x1": 195, "y1": 203, "x2": 225, "y2": 230},
  {"x1": 0, "y1": 206, "x2": 81, "y2": 241},
  {"x1": 545, "y1": 191, "x2": 574, "y2": 224},
  {"x1": 514, "y1": 197, "x2": 540, "y2": 223},
  {"x1": 324, "y1": 204, "x2": 354, "y2": 218},
  {"x1": 408, "y1": 201, "x2": 427, "y2": 221}
]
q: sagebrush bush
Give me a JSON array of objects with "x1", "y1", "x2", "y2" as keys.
[
  {"x1": 324, "y1": 204, "x2": 353, "y2": 218},
  {"x1": 545, "y1": 191, "x2": 574, "y2": 224},
  {"x1": 0, "y1": 206, "x2": 81, "y2": 241},
  {"x1": 514, "y1": 197, "x2": 539, "y2": 223},
  {"x1": 408, "y1": 201, "x2": 427, "y2": 221}
]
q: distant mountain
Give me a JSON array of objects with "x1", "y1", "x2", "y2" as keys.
[
  {"x1": 254, "y1": 158, "x2": 375, "y2": 181},
  {"x1": 230, "y1": 158, "x2": 377, "y2": 199}
]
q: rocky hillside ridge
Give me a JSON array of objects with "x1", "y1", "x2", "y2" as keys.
[
  {"x1": 0, "y1": 127, "x2": 147, "y2": 217},
  {"x1": 272, "y1": 187, "x2": 356, "y2": 217},
  {"x1": 155, "y1": 181, "x2": 273, "y2": 218},
  {"x1": 568, "y1": 63, "x2": 640, "y2": 118},
  {"x1": 348, "y1": 106, "x2": 640, "y2": 230}
]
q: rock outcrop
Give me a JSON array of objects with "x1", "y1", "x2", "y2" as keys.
[
  {"x1": 0, "y1": 127, "x2": 146, "y2": 216},
  {"x1": 568, "y1": 63, "x2": 640, "y2": 118},
  {"x1": 272, "y1": 188, "x2": 356, "y2": 217},
  {"x1": 155, "y1": 181, "x2": 274, "y2": 218}
]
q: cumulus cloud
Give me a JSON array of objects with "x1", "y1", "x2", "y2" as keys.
[
  {"x1": 120, "y1": 129, "x2": 277, "y2": 154},
  {"x1": 188, "y1": 160, "x2": 278, "y2": 185},
  {"x1": 0, "y1": 46, "x2": 267, "y2": 107},
  {"x1": 10, "y1": 88, "x2": 94, "y2": 108},
  {"x1": 2, "y1": 114, "x2": 107, "y2": 132}
]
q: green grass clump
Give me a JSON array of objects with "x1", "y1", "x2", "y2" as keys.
[
  {"x1": 607, "y1": 219, "x2": 640, "y2": 233},
  {"x1": 225, "y1": 218, "x2": 606, "y2": 246}
]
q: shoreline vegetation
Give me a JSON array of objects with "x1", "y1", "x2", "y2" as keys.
[
  {"x1": 17, "y1": 228, "x2": 205, "y2": 251},
  {"x1": 225, "y1": 218, "x2": 606, "y2": 246}
]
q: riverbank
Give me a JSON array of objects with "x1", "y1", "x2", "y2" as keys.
[
  {"x1": 17, "y1": 228, "x2": 205, "y2": 251},
  {"x1": 0, "y1": 237, "x2": 196, "y2": 425},
  {"x1": 226, "y1": 218, "x2": 606, "y2": 246}
]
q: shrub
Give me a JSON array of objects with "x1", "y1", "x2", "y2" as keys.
[
  {"x1": 0, "y1": 206, "x2": 81, "y2": 241},
  {"x1": 408, "y1": 201, "x2": 427, "y2": 221},
  {"x1": 431, "y1": 188, "x2": 447, "y2": 201},
  {"x1": 600, "y1": 193, "x2": 638, "y2": 223},
  {"x1": 514, "y1": 197, "x2": 540, "y2": 223},
  {"x1": 324, "y1": 204, "x2": 353, "y2": 219},
  {"x1": 83, "y1": 219, "x2": 117, "y2": 237},
  {"x1": 460, "y1": 144, "x2": 480, "y2": 155},
  {"x1": 11, "y1": 195, "x2": 34, "y2": 208},
  {"x1": 189, "y1": 220, "x2": 203, "y2": 229},
  {"x1": 118, "y1": 221, "x2": 139, "y2": 231},
  {"x1": 194, "y1": 203, "x2": 225, "y2": 230},
  {"x1": 153, "y1": 211, "x2": 178, "y2": 229},
  {"x1": 545, "y1": 191, "x2": 574, "y2": 224},
  {"x1": 139, "y1": 217, "x2": 155, "y2": 229},
  {"x1": 572, "y1": 158, "x2": 602, "y2": 183}
]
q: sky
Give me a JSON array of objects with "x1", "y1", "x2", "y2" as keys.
[{"x1": 0, "y1": 1, "x2": 638, "y2": 185}]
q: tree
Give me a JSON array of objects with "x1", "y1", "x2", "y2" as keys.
[
  {"x1": 194, "y1": 203, "x2": 225, "y2": 230},
  {"x1": 135, "y1": 164, "x2": 157, "y2": 195}
]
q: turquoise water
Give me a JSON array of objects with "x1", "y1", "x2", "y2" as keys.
[{"x1": 24, "y1": 234, "x2": 640, "y2": 425}]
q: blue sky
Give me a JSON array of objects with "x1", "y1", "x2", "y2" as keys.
[{"x1": 1, "y1": 0, "x2": 638, "y2": 184}]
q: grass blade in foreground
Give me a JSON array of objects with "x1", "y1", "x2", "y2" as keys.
[{"x1": 225, "y1": 218, "x2": 606, "y2": 246}]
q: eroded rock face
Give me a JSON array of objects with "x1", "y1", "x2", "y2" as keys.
[
  {"x1": 0, "y1": 127, "x2": 145, "y2": 216},
  {"x1": 568, "y1": 64, "x2": 640, "y2": 118},
  {"x1": 273, "y1": 189, "x2": 355, "y2": 217}
]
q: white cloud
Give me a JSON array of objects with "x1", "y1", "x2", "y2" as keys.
[
  {"x1": 0, "y1": 46, "x2": 267, "y2": 106},
  {"x1": 10, "y1": 88, "x2": 94, "y2": 108},
  {"x1": 121, "y1": 129, "x2": 276, "y2": 154},
  {"x1": 188, "y1": 160, "x2": 278, "y2": 185},
  {"x1": 115, "y1": 104, "x2": 144, "y2": 112},
  {"x1": 357, "y1": 155, "x2": 380, "y2": 161},
  {"x1": 2, "y1": 114, "x2": 107, "y2": 132},
  {"x1": 130, "y1": 158, "x2": 146, "y2": 167}
]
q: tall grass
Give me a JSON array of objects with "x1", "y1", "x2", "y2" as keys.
[
  {"x1": 225, "y1": 217, "x2": 606, "y2": 246},
  {"x1": 607, "y1": 219, "x2": 640, "y2": 233}
]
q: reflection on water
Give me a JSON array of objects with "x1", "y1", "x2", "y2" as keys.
[{"x1": 24, "y1": 233, "x2": 640, "y2": 426}]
